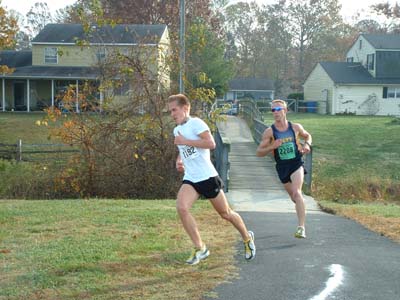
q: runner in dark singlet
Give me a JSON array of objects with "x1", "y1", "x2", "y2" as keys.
[
  {"x1": 271, "y1": 121, "x2": 306, "y2": 184},
  {"x1": 256, "y1": 99, "x2": 312, "y2": 238}
]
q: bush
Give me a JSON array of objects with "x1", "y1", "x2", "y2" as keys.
[
  {"x1": 0, "y1": 160, "x2": 76, "y2": 199},
  {"x1": 63, "y1": 119, "x2": 180, "y2": 199},
  {"x1": 43, "y1": 109, "x2": 181, "y2": 199},
  {"x1": 287, "y1": 93, "x2": 304, "y2": 100}
]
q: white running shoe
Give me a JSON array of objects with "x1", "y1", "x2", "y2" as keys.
[
  {"x1": 295, "y1": 226, "x2": 306, "y2": 238},
  {"x1": 244, "y1": 231, "x2": 256, "y2": 260},
  {"x1": 186, "y1": 245, "x2": 210, "y2": 265}
]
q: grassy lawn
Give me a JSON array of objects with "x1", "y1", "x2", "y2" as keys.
[
  {"x1": 0, "y1": 200, "x2": 238, "y2": 300},
  {"x1": 0, "y1": 112, "x2": 54, "y2": 144}
]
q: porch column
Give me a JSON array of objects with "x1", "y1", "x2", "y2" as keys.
[
  {"x1": 51, "y1": 80, "x2": 54, "y2": 107},
  {"x1": 75, "y1": 80, "x2": 79, "y2": 113},
  {"x1": 27, "y1": 79, "x2": 30, "y2": 112},
  {"x1": 100, "y1": 91, "x2": 104, "y2": 112},
  {"x1": 2, "y1": 79, "x2": 5, "y2": 112}
]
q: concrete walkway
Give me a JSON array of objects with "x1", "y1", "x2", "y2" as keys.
[{"x1": 217, "y1": 115, "x2": 320, "y2": 213}]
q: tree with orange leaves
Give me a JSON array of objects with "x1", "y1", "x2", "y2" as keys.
[
  {"x1": 0, "y1": 1, "x2": 19, "y2": 50},
  {"x1": 0, "y1": 1, "x2": 19, "y2": 74}
]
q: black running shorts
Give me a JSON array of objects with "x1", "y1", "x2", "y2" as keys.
[
  {"x1": 182, "y1": 176, "x2": 224, "y2": 199},
  {"x1": 276, "y1": 160, "x2": 306, "y2": 184}
]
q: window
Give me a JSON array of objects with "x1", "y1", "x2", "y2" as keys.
[
  {"x1": 383, "y1": 86, "x2": 400, "y2": 99},
  {"x1": 45, "y1": 47, "x2": 58, "y2": 64},
  {"x1": 359, "y1": 39, "x2": 362, "y2": 50},
  {"x1": 367, "y1": 54, "x2": 374, "y2": 70},
  {"x1": 346, "y1": 57, "x2": 354, "y2": 63}
]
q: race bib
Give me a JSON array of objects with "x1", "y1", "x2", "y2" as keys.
[
  {"x1": 181, "y1": 145, "x2": 199, "y2": 160},
  {"x1": 278, "y1": 142, "x2": 295, "y2": 160}
]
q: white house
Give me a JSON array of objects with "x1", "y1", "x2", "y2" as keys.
[
  {"x1": 304, "y1": 34, "x2": 400, "y2": 116},
  {"x1": 223, "y1": 77, "x2": 275, "y2": 102}
]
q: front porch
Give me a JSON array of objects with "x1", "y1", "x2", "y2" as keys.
[{"x1": 0, "y1": 78, "x2": 103, "y2": 113}]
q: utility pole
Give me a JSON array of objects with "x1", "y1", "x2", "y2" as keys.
[{"x1": 179, "y1": 0, "x2": 185, "y2": 93}]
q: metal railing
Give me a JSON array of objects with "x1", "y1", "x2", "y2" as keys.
[
  {"x1": 213, "y1": 129, "x2": 230, "y2": 192},
  {"x1": 239, "y1": 99, "x2": 265, "y2": 123}
]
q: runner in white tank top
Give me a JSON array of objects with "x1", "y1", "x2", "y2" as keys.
[{"x1": 168, "y1": 94, "x2": 256, "y2": 265}]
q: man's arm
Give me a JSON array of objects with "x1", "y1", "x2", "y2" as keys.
[
  {"x1": 294, "y1": 123, "x2": 312, "y2": 154},
  {"x1": 174, "y1": 130, "x2": 216, "y2": 149},
  {"x1": 256, "y1": 127, "x2": 279, "y2": 157},
  {"x1": 176, "y1": 154, "x2": 184, "y2": 173}
]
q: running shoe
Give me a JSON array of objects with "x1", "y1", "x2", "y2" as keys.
[
  {"x1": 186, "y1": 245, "x2": 210, "y2": 265},
  {"x1": 294, "y1": 226, "x2": 306, "y2": 238},
  {"x1": 244, "y1": 230, "x2": 256, "y2": 260}
]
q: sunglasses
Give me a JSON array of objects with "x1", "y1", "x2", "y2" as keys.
[{"x1": 271, "y1": 107, "x2": 285, "y2": 112}]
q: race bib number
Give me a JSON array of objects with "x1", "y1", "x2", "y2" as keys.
[
  {"x1": 182, "y1": 145, "x2": 199, "y2": 160},
  {"x1": 278, "y1": 142, "x2": 295, "y2": 160}
]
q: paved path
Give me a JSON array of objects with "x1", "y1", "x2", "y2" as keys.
[{"x1": 205, "y1": 116, "x2": 400, "y2": 300}]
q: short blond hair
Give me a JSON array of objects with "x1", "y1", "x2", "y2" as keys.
[
  {"x1": 271, "y1": 99, "x2": 287, "y2": 108},
  {"x1": 168, "y1": 94, "x2": 190, "y2": 108}
]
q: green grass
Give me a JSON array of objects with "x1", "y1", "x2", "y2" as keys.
[
  {"x1": 0, "y1": 200, "x2": 237, "y2": 300},
  {"x1": 0, "y1": 112, "x2": 55, "y2": 144}
]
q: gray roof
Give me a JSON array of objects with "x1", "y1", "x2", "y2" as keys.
[
  {"x1": 0, "y1": 66, "x2": 99, "y2": 80},
  {"x1": 362, "y1": 33, "x2": 400, "y2": 49},
  {"x1": 320, "y1": 61, "x2": 400, "y2": 85},
  {"x1": 229, "y1": 78, "x2": 274, "y2": 91},
  {"x1": 0, "y1": 50, "x2": 32, "y2": 67},
  {"x1": 32, "y1": 23, "x2": 167, "y2": 45}
]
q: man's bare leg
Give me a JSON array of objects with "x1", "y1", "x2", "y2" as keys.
[
  {"x1": 176, "y1": 184, "x2": 203, "y2": 248},
  {"x1": 210, "y1": 190, "x2": 251, "y2": 241}
]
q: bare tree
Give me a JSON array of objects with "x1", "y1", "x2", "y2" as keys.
[
  {"x1": 372, "y1": 2, "x2": 400, "y2": 33},
  {"x1": 25, "y1": 2, "x2": 53, "y2": 38},
  {"x1": 223, "y1": 1, "x2": 258, "y2": 77},
  {"x1": 286, "y1": 0, "x2": 344, "y2": 89}
]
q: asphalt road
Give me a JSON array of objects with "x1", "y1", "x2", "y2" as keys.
[{"x1": 205, "y1": 212, "x2": 400, "y2": 300}]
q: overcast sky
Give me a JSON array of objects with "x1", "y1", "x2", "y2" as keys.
[
  {"x1": 252, "y1": 0, "x2": 396, "y2": 21},
  {"x1": 2, "y1": 0, "x2": 397, "y2": 22},
  {"x1": 2, "y1": 0, "x2": 77, "y2": 16}
]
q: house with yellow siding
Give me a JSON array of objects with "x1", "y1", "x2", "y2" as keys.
[
  {"x1": 304, "y1": 34, "x2": 400, "y2": 116},
  {"x1": 0, "y1": 23, "x2": 170, "y2": 112}
]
